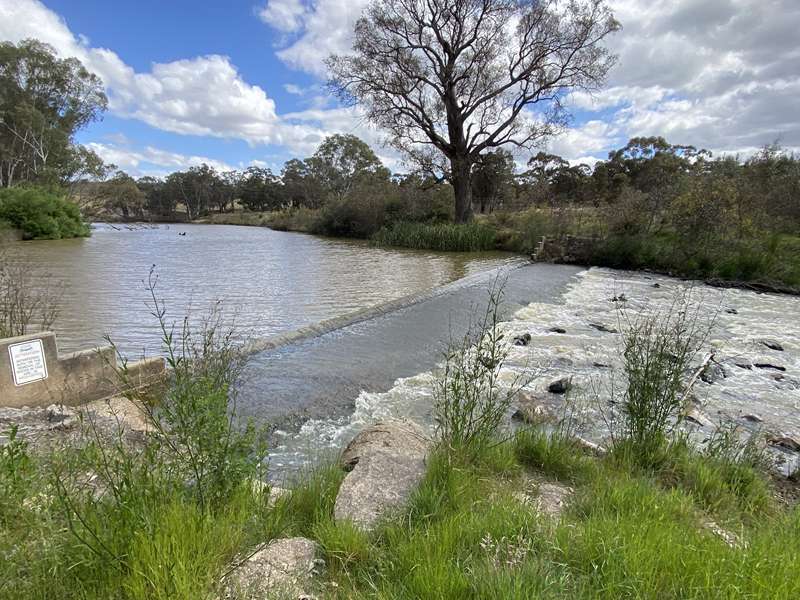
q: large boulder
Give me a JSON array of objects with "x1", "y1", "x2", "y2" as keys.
[
  {"x1": 334, "y1": 420, "x2": 430, "y2": 529},
  {"x1": 222, "y1": 537, "x2": 320, "y2": 599}
]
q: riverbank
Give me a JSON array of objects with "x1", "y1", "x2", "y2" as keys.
[
  {"x1": 3, "y1": 278, "x2": 800, "y2": 597},
  {"x1": 194, "y1": 208, "x2": 800, "y2": 293}
]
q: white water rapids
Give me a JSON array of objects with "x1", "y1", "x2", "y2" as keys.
[{"x1": 269, "y1": 267, "x2": 800, "y2": 476}]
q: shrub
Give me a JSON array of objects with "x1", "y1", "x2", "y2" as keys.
[
  {"x1": 0, "y1": 251, "x2": 61, "y2": 337},
  {"x1": 610, "y1": 291, "x2": 709, "y2": 464},
  {"x1": 0, "y1": 186, "x2": 90, "y2": 239},
  {"x1": 433, "y1": 282, "x2": 524, "y2": 460}
]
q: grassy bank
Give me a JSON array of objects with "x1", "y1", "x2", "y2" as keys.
[{"x1": 4, "y1": 415, "x2": 797, "y2": 599}]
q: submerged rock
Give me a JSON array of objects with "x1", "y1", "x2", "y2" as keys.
[
  {"x1": 512, "y1": 391, "x2": 553, "y2": 424},
  {"x1": 548, "y1": 327, "x2": 567, "y2": 334},
  {"x1": 334, "y1": 420, "x2": 430, "y2": 529},
  {"x1": 589, "y1": 322, "x2": 618, "y2": 334},
  {"x1": 701, "y1": 363, "x2": 727, "y2": 384},
  {"x1": 768, "y1": 435, "x2": 800, "y2": 452},
  {"x1": 513, "y1": 333, "x2": 532, "y2": 346},
  {"x1": 741, "y1": 414, "x2": 763, "y2": 423},
  {"x1": 761, "y1": 339, "x2": 785, "y2": 352},
  {"x1": 223, "y1": 537, "x2": 320, "y2": 599},
  {"x1": 547, "y1": 378, "x2": 572, "y2": 395},
  {"x1": 684, "y1": 409, "x2": 714, "y2": 429},
  {"x1": 754, "y1": 363, "x2": 786, "y2": 372}
]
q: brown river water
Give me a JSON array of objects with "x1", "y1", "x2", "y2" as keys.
[{"x1": 3, "y1": 223, "x2": 517, "y2": 357}]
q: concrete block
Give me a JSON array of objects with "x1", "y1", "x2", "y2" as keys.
[{"x1": 0, "y1": 332, "x2": 165, "y2": 408}]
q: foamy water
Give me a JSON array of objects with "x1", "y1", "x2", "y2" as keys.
[{"x1": 269, "y1": 268, "x2": 800, "y2": 476}]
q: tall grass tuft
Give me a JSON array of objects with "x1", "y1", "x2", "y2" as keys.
[
  {"x1": 610, "y1": 291, "x2": 710, "y2": 465},
  {"x1": 372, "y1": 221, "x2": 497, "y2": 252},
  {"x1": 433, "y1": 281, "x2": 527, "y2": 461}
]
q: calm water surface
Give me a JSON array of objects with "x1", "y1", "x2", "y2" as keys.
[{"x1": 5, "y1": 223, "x2": 516, "y2": 356}]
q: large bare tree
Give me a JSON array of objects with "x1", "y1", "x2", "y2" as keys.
[{"x1": 327, "y1": 0, "x2": 619, "y2": 222}]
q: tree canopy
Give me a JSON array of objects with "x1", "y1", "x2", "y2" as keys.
[
  {"x1": 328, "y1": 0, "x2": 619, "y2": 222},
  {"x1": 0, "y1": 39, "x2": 107, "y2": 188}
]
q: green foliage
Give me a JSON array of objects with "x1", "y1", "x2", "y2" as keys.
[
  {"x1": 372, "y1": 220, "x2": 497, "y2": 251},
  {"x1": 433, "y1": 282, "x2": 520, "y2": 460},
  {"x1": 0, "y1": 185, "x2": 90, "y2": 239},
  {"x1": 612, "y1": 293, "x2": 708, "y2": 464},
  {"x1": 0, "y1": 39, "x2": 107, "y2": 187},
  {"x1": 513, "y1": 427, "x2": 594, "y2": 482}
]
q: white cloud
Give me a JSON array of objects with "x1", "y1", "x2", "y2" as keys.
[
  {"x1": 283, "y1": 83, "x2": 305, "y2": 95},
  {"x1": 0, "y1": 0, "x2": 294, "y2": 146},
  {"x1": 87, "y1": 142, "x2": 237, "y2": 176},
  {"x1": 261, "y1": 0, "x2": 800, "y2": 161},
  {"x1": 263, "y1": 0, "x2": 370, "y2": 77},
  {"x1": 257, "y1": 0, "x2": 307, "y2": 33}
]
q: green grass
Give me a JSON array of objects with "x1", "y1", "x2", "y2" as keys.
[
  {"x1": 316, "y1": 432, "x2": 799, "y2": 599},
  {"x1": 3, "y1": 423, "x2": 798, "y2": 599},
  {"x1": 372, "y1": 221, "x2": 497, "y2": 252}
]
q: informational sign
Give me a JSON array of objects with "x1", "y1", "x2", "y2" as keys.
[{"x1": 8, "y1": 339, "x2": 48, "y2": 386}]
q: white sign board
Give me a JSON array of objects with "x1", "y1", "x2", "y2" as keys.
[{"x1": 8, "y1": 339, "x2": 48, "y2": 386}]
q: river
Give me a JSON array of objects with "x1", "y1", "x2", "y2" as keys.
[{"x1": 3, "y1": 223, "x2": 518, "y2": 356}]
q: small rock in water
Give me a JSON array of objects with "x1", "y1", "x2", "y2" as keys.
[
  {"x1": 610, "y1": 293, "x2": 627, "y2": 303},
  {"x1": 512, "y1": 391, "x2": 552, "y2": 424},
  {"x1": 652, "y1": 283, "x2": 661, "y2": 288},
  {"x1": 754, "y1": 363, "x2": 786, "y2": 372},
  {"x1": 734, "y1": 362, "x2": 753, "y2": 370},
  {"x1": 768, "y1": 435, "x2": 800, "y2": 452},
  {"x1": 547, "y1": 378, "x2": 572, "y2": 395},
  {"x1": 701, "y1": 363, "x2": 727, "y2": 384},
  {"x1": 760, "y1": 339, "x2": 785, "y2": 352},
  {"x1": 725, "y1": 308, "x2": 738, "y2": 315},
  {"x1": 684, "y1": 408, "x2": 714, "y2": 429},
  {"x1": 513, "y1": 333, "x2": 532, "y2": 346},
  {"x1": 548, "y1": 327, "x2": 567, "y2": 334},
  {"x1": 592, "y1": 362, "x2": 611, "y2": 368},
  {"x1": 589, "y1": 322, "x2": 618, "y2": 334},
  {"x1": 742, "y1": 414, "x2": 763, "y2": 423}
]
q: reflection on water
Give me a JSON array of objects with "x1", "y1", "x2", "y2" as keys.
[{"x1": 4, "y1": 223, "x2": 516, "y2": 355}]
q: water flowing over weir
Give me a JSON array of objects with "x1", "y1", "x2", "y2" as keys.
[
  {"x1": 234, "y1": 262, "x2": 583, "y2": 474},
  {"x1": 257, "y1": 267, "x2": 800, "y2": 479}
]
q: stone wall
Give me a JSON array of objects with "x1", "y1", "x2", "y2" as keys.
[
  {"x1": 532, "y1": 235, "x2": 601, "y2": 264},
  {"x1": 0, "y1": 332, "x2": 164, "y2": 408}
]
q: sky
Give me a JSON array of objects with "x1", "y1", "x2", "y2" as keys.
[{"x1": 1, "y1": 0, "x2": 798, "y2": 178}]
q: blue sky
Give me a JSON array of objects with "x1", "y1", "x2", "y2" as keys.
[{"x1": 1, "y1": 0, "x2": 798, "y2": 177}]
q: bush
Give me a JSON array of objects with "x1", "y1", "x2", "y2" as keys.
[
  {"x1": 433, "y1": 282, "x2": 525, "y2": 460},
  {"x1": 611, "y1": 292, "x2": 709, "y2": 464},
  {"x1": 373, "y1": 221, "x2": 497, "y2": 252},
  {"x1": 0, "y1": 186, "x2": 90, "y2": 239}
]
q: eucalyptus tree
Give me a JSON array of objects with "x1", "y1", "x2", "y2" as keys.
[
  {"x1": 0, "y1": 39, "x2": 107, "y2": 187},
  {"x1": 327, "y1": 0, "x2": 619, "y2": 222}
]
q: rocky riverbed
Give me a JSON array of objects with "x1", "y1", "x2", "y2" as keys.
[{"x1": 272, "y1": 267, "x2": 800, "y2": 477}]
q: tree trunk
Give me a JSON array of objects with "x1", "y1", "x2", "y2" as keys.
[{"x1": 451, "y1": 156, "x2": 473, "y2": 223}]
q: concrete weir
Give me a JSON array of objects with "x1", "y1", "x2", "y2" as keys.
[{"x1": 0, "y1": 331, "x2": 164, "y2": 408}]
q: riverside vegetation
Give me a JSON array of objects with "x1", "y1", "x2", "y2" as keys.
[{"x1": 2, "y1": 282, "x2": 799, "y2": 599}]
